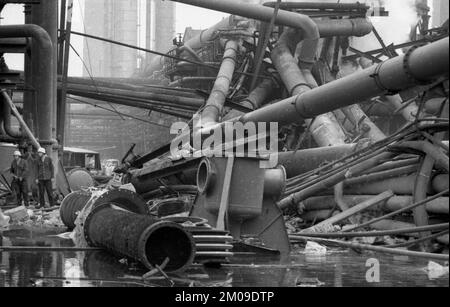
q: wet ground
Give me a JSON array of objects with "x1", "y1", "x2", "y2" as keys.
[{"x1": 0, "y1": 226, "x2": 448, "y2": 287}]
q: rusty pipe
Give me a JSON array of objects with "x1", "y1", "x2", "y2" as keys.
[
  {"x1": 263, "y1": 2, "x2": 370, "y2": 11},
  {"x1": 0, "y1": 25, "x2": 55, "y2": 146},
  {"x1": 84, "y1": 204, "x2": 196, "y2": 273},
  {"x1": 359, "y1": 57, "x2": 419, "y2": 122},
  {"x1": 223, "y1": 78, "x2": 276, "y2": 121}
]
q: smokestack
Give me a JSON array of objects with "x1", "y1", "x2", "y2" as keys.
[{"x1": 432, "y1": 0, "x2": 449, "y2": 27}]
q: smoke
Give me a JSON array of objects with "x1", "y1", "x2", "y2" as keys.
[{"x1": 352, "y1": 0, "x2": 420, "y2": 55}]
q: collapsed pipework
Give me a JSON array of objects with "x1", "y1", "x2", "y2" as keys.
[
  {"x1": 114, "y1": 0, "x2": 448, "y2": 256},
  {"x1": 1, "y1": 0, "x2": 449, "y2": 270}
]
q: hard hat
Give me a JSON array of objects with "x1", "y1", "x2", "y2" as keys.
[
  {"x1": 37, "y1": 148, "x2": 46, "y2": 154},
  {"x1": 13, "y1": 151, "x2": 21, "y2": 157}
]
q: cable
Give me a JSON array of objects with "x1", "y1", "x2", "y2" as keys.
[
  {"x1": 62, "y1": 29, "x2": 272, "y2": 80},
  {"x1": 68, "y1": 96, "x2": 171, "y2": 128},
  {"x1": 69, "y1": 43, "x2": 125, "y2": 120}
]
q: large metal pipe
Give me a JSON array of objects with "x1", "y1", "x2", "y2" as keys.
[
  {"x1": 278, "y1": 145, "x2": 357, "y2": 178},
  {"x1": 198, "y1": 40, "x2": 239, "y2": 128},
  {"x1": 0, "y1": 25, "x2": 55, "y2": 147},
  {"x1": 271, "y1": 27, "x2": 347, "y2": 146},
  {"x1": 223, "y1": 78, "x2": 276, "y2": 120},
  {"x1": 239, "y1": 37, "x2": 449, "y2": 126},
  {"x1": 84, "y1": 204, "x2": 196, "y2": 273},
  {"x1": 171, "y1": 0, "x2": 373, "y2": 37},
  {"x1": 32, "y1": 0, "x2": 58, "y2": 140},
  {"x1": 263, "y1": 2, "x2": 370, "y2": 11},
  {"x1": 302, "y1": 195, "x2": 449, "y2": 215}
]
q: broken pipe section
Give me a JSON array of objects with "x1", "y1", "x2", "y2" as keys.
[{"x1": 83, "y1": 204, "x2": 196, "y2": 273}]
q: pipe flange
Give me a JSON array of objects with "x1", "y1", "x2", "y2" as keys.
[
  {"x1": 370, "y1": 61, "x2": 402, "y2": 95},
  {"x1": 293, "y1": 94, "x2": 309, "y2": 118},
  {"x1": 221, "y1": 55, "x2": 238, "y2": 64},
  {"x1": 290, "y1": 83, "x2": 313, "y2": 97},
  {"x1": 403, "y1": 43, "x2": 434, "y2": 86}
]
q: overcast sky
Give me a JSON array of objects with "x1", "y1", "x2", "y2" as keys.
[
  {"x1": 0, "y1": 1, "x2": 445, "y2": 76},
  {"x1": 0, "y1": 1, "x2": 227, "y2": 76}
]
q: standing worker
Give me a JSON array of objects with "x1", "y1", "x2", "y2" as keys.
[
  {"x1": 36, "y1": 147, "x2": 55, "y2": 209},
  {"x1": 9, "y1": 150, "x2": 29, "y2": 207}
]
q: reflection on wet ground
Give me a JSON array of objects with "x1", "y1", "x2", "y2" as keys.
[{"x1": 0, "y1": 227, "x2": 448, "y2": 287}]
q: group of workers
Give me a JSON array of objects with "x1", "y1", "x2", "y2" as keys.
[{"x1": 9, "y1": 148, "x2": 55, "y2": 209}]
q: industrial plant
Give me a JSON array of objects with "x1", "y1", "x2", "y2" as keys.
[{"x1": 0, "y1": 0, "x2": 449, "y2": 288}]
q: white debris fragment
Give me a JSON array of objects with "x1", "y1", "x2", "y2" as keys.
[
  {"x1": 27, "y1": 209, "x2": 35, "y2": 218},
  {"x1": 0, "y1": 209, "x2": 10, "y2": 228},
  {"x1": 305, "y1": 241, "x2": 327, "y2": 256},
  {"x1": 426, "y1": 261, "x2": 449, "y2": 280}
]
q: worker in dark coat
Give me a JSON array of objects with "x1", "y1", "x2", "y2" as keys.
[
  {"x1": 36, "y1": 147, "x2": 55, "y2": 209},
  {"x1": 10, "y1": 150, "x2": 29, "y2": 207}
]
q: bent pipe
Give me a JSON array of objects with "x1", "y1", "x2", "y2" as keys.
[
  {"x1": 59, "y1": 189, "x2": 151, "y2": 230},
  {"x1": 0, "y1": 95, "x2": 24, "y2": 138},
  {"x1": 239, "y1": 37, "x2": 449, "y2": 126},
  {"x1": 84, "y1": 204, "x2": 196, "y2": 273},
  {"x1": 0, "y1": 25, "x2": 55, "y2": 144}
]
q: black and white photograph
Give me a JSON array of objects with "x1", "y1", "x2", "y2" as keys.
[{"x1": 0, "y1": 0, "x2": 449, "y2": 293}]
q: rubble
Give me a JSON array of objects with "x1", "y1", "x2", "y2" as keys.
[
  {"x1": 3, "y1": 206, "x2": 29, "y2": 223},
  {"x1": 425, "y1": 261, "x2": 449, "y2": 280},
  {"x1": 0, "y1": 0, "x2": 449, "y2": 288},
  {"x1": 304, "y1": 241, "x2": 327, "y2": 256}
]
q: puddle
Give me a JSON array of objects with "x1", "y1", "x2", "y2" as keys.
[{"x1": 0, "y1": 226, "x2": 448, "y2": 287}]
